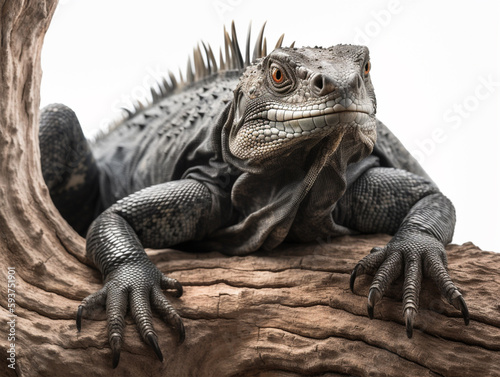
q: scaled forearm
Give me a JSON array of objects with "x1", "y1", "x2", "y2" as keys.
[
  {"x1": 334, "y1": 167, "x2": 448, "y2": 238},
  {"x1": 80, "y1": 179, "x2": 215, "y2": 366},
  {"x1": 86, "y1": 210, "x2": 152, "y2": 278},
  {"x1": 346, "y1": 167, "x2": 467, "y2": 335},
  {"x1": 86, "y1": 179, "x2": 216, "y2": 278},
  {"x1": 397, "y1": 193, "x2": 455, "y2": 245}
]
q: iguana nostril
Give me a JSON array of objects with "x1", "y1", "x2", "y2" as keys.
[
  {"x1": 311, "y1": 74, "x2": 336, "y2": 96},
  {"x1": 349, "y1": 73, "x2": 363, "y2": 91}
]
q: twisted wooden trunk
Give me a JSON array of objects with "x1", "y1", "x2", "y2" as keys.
[{"x1": 0, "y1": 1, "x2": 499, "y2": 376}]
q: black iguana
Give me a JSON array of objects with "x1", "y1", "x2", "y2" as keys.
[{"x1": 39, "y1": 23, "x2": 469, "y2": 368}]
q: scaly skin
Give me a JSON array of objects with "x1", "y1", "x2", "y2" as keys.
[
  {"x1": 335, "y1": 168, "x2": 468, "y2": 336},
  {"x1": 40, "y1": 39, "x2": 468, "y2": 368},
  {"x1": 228, "y1": 46, "x2": 376, "y2": 167},
  {"x1": 78, "y1": 180, "x2": 214, "y2": 367}
]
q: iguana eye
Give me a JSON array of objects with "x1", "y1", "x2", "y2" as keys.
[
  {"x1": 364, "y1": 61, "x2": 371, "y2": 76},
  {"x1": 268, "y1": 62, "x2": 294, "y2": 94},
  {"x1": 272, "y1": 67, "x2": 284, "y2": 83}
]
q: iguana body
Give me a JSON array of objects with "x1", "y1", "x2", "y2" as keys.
[{"x1": 39, "y1": 25, "x2": 468, "y2": 368}]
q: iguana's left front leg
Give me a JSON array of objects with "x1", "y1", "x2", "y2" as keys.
[
  {"x1": 77, "y1": 179, "x2": 225, "y2": 368},
  {"x1": 335, "y1": 167, "x2": 469, "y2": 337}
]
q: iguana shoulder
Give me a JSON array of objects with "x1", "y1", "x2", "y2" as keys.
[
  {"x1": 372, "y1": 119, "x2": 430, "y2": 181},
  {"x1": 91, "y1": 73, "x2": 239, "y2": 207}
]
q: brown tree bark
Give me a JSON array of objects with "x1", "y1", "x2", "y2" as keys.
[{"x1": 0, "y1": 1, "x2": 499, "y2": 376}]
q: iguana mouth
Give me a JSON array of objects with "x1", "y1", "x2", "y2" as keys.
[{"x1": 241, "y1": 99, "x2": 374, "y2": 142}]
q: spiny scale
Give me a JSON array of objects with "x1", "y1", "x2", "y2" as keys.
[
  {"x1": 110, "y1": 22, "x2": 293, "y2": 134},
  {"x1": 142, "y1": 21, "x2": 289, "y2": 111},
  {"x1": 275, "y1": 34, "x2": 285, "y2": 49},
  {"x1": 252, "y1": 21, "x2": 267, "y2": 62}
]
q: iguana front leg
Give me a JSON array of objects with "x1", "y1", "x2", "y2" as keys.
[
  {"x1": 335, "y1": 167, "x2": 469, "y2": 336},
  {"x1": 77, "y1": 179, "x2": 220, "y2": 368}
]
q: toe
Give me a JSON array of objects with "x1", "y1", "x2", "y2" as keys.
[
  {"x1": 129, "y1": 287, "x2": 159, "y2": 346},
  {"x1": 151, "y1": 286, "x2": 185, "y2": 344},
  {"x1": 367, "y1": 288, "x2": 382, "y2": 319},
  {"x1": 452, "y1": 294, "x2": 470, "y2": 325},
  {"x1": 351, "y1": 247, "x2": 387, "y2": 291},
  {"x1": 160, "y1": 275, "x2": 183, "y2": 297},
  {"x1": 404, "y1": 307, "x2": 417, "y2": 338},
  {"x1": 110, "y1": 334, "x2": 122, "y2": 369},
  {"x1": 146, "y1": 333, "x2": 164, "y2": 362},
  {"x1": 77, "y1": 285, "x2": 108, "y2": 331},
  {"x1": 106, "y1": 285, "x2": 128, "y2": 368},
  {"x1": 402, "y1": 257, "x2": 423, "y2": 338},
  {"x1": 366, "y1": 250, "x2": 403, "y2": 318},
  {"x1": 423, "y1": 251, "x2": 469, "y2": 324}
]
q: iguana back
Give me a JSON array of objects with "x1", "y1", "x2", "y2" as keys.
[{"x1": 92, "y1": 73, "x2": 239, "y2": 208}]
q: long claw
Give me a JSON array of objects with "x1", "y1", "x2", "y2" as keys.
[
  {"x1": 151, "y1": 285, "x2": 186, "y2": 345},
  {"x1": 177, "y1": 319, "x2": 186, "y2": 344},
  {"x1": 350, "y1": 247, "x2": 387, "y2": 292},
  {"x1": 161, "y1": 275, "x2": 184, "y2": 297},
  {"x1": 453, "y1": 295, "x2": 470, "y2": 325},
  {"x1": 404, "y1": 308, "x2": 416, "y2": 338},
  {"x1": 168, "y1": 305, "x2": 185, "y2": 344},
  {"x1": 112, "y1": 349, "x2": 120, "y2": 369},
  {"x1": 147, "y1": 333, "x2": 164, "y2": 362},
  {"x1": 110, "y1": 335, "x2": 122, "y2": 369},
  {"x1": 402, "y1": 258, "x2": 422, "y2": 336},
  {"x1": 76, "y1": 285, "x2": 108, "y2": 332},
  {"x1": 350, "y1": 247, "x2": 389, "y2": 294},
  {"x1": 173, "y1": 281, "x2": 183, "y2": 298},
  {"x1": 367, "y1": 288, "x2": 382, "y2": 319},
  {"x1": 106, "y1": 284, "x2": 127, "y2": 368},
  {"x1": 76, "y1": 305, "x2": 84, "y2": 332},
  {"x1": 350, "y1": 264, "x2": 361, "y2": 292},
  {"x1": 424, "y1": 251, "x2": 469, "y2": 325}
]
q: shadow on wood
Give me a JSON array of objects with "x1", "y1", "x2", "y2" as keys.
[{"x1": 0, "y1": 1, "x2": 498, "y2": 376}]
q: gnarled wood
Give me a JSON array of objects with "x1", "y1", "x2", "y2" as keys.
[{"x1": 0, "y1": 2, "x2": 499, "y2": 376}]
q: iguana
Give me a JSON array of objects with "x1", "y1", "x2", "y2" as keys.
[{"x1": 39, "y1": 23, "x2": 469, "y2": 368}]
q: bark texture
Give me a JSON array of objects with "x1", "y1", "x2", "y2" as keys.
[{"x1": 0, "y1": 1, "x2": 499, "y2": 377}]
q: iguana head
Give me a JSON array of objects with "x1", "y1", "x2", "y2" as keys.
[{"x1": 225, "y1": 45, "x2": 377, "y2": 170}]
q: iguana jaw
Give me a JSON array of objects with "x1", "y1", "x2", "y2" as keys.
[
  {"x1": 228, "y1": 95, "x2": 376, "y2": 161},
  {"x1": 241, "y1": 97, "x2": 373, "y2": 136}
]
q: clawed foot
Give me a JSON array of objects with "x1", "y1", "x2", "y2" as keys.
[
  {"x1": 76, "y1": 263, "x2": 184, "y2": 368},
  {"x1": 350, "y1": 233, "x2": 469, "y2": 337}
]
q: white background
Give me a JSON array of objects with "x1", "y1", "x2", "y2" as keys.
[{"x1": 40, "y1": 0, "x2": 500, "y2": 251}]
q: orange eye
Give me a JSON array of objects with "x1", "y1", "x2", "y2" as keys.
[
  {"x1": 272, "y1": 67, "x2": 284, "y2": 83},
  {"x1": 364, "y1": 61, "x2": 371, "y2": 76}
]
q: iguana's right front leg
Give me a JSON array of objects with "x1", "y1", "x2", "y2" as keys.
[{"x1": 77, "y1": 179, "x2": 220, "y2": 368}]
